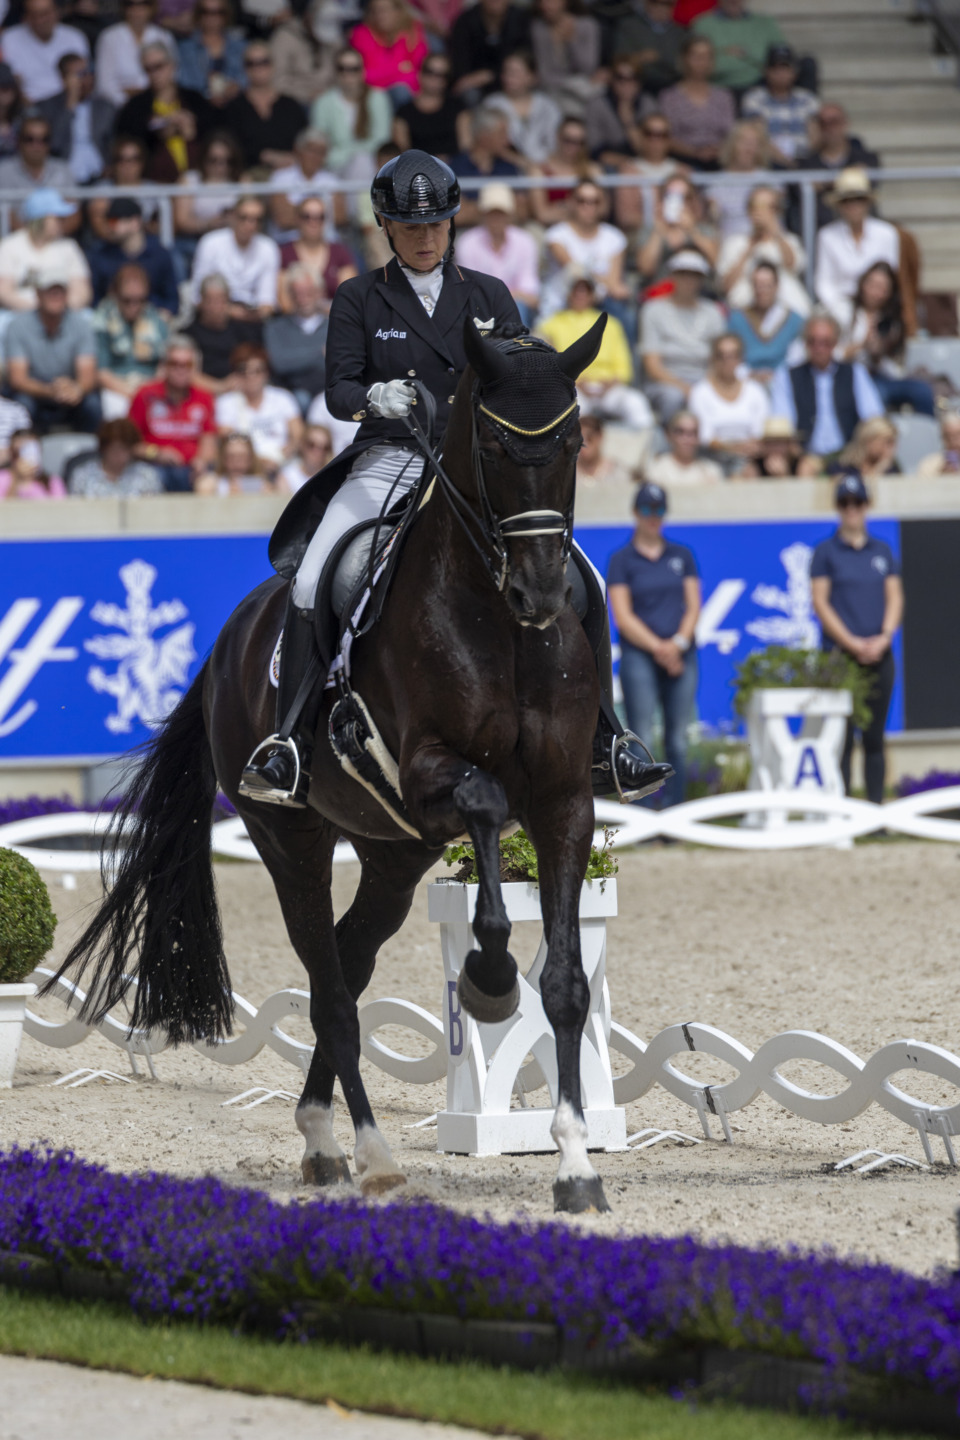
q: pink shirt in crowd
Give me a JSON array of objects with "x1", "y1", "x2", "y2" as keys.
[
  {"x1": 0, "y1": 471, "x2": 66, "y2": 499},
  {"x1": 456, "y1": 224, "x2": 541, "y2": 304},
  {"x1": 349, "y1": 22, "x2": 429, "y2": 92}
]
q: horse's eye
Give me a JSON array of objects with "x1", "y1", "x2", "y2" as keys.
[{"x1": 479, "y1": 448, "x2": 500, "y2": 467}]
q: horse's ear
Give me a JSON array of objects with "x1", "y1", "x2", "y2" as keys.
[
  {"x1": 556, "y1": 313, "x2": 608, "y2": 381},
  {"x1": 462, "y1": 318, "x2": 512, "y2": 387}
]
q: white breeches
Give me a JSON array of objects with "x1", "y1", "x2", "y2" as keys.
[{"x1": 291, "y1": 444, "x2": 423, "y2": 610}]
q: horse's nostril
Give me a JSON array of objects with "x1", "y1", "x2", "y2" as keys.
[{"x1": 507, "y1": 584, "x2": 536, "y2": 617}]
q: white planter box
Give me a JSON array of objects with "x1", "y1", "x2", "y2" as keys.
[
  {"x1": 746, "y1": 688, "x2": 852, "y2": 826},
  {"x1": 426, "y1": 878, "x2": 626, "y2": 1156},
  {"x1": 0, "y1": 983, "x2": 36, "y2": 1087}
]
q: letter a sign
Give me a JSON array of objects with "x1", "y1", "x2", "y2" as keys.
[{"x1": 794, "y1": 744, "x2": 824, "y2": 787}]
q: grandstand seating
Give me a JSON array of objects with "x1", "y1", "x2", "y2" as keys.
[{"x1": 767, "y1": 0, "x2": 960, "y2": 295}]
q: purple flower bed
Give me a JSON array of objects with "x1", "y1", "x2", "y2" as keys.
[
  {"x1": 0, "y1": 796, "x2": 83, "y2": 827},
  {"x1": 0, "y1": 794, "x2": 236, "y2": 828},
  {"x1": 895, "y1": 771, "x2": 960, "y2": 799},
  {"x1": 0, "y1": 1149, "x2": 959, "y2": 1398}
]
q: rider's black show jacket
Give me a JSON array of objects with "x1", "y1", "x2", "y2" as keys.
[{"x1": 269, "y1": 256, "x2": 520, "y2": 578}]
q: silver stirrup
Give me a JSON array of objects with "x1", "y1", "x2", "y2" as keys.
[
  {"x1": 612, "y1": 729, "x2": 663, "y2": 804},
  {"x1": 238, "y1": 734, "x2": 302, "y2": 807}
]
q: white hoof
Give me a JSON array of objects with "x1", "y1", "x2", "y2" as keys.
[{"x1": 354, "y1": 1124, "x2": 406, "y2": 1197}]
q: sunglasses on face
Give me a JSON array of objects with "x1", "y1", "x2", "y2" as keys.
[
  {"x1": 637, "y1": 504, "x2": 666, "y2": 517},
  {"x1": 838, "y1": 497, "x2": 866, "y2": 509}
]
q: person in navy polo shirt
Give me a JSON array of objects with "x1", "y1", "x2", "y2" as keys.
[
  {"x1": 607, "y1": 481, "x2": 702, "y2": 807},
  {"x1": 810, "y1": 472, "x2": 904, "y2": 805}
]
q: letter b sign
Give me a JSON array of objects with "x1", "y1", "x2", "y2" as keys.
[{"x1": 447, "y1": 980, "x2": 463, "y2": 1058}]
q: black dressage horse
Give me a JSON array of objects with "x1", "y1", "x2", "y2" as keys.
[{"x1": 47, "y1": 317, "x2": 615, "y2": 1214}]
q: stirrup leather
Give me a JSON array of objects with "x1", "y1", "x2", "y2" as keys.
[
  {"x1": 238, "y1": 733, "x2": 303, "y2": 807},
  {"x1": 611, "y1": 729, "x2": 657, "y2": 804}
]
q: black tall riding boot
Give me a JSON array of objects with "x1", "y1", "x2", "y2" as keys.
[
  {"x1": 239, "y1": 595, "x2": 325, "y2": 808},
  {"x1": 568, "y1": 547, "x2": 674, "y2": 803}
]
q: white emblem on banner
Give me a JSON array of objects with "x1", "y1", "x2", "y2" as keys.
[
  {"x1": 745, "y1": 541, "x2": 819, "y2": 650},
  {"x1": 85, "y1": 559, "x2": 196, "y2": 733}
]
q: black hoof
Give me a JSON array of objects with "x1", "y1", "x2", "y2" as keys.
[
  {"x1": 457, "y1": 953, "x2": 520, "y2": 1024},
  {"x1": 302, "y1": 1152, "x2": 353, "y2": 1186},
  {"x1": 553, "y1": 1175, "x2": 611, "y2": 1214}
]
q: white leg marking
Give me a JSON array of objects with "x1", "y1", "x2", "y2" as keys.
[
  {"x1": 354, "y1": 1123, "x2": 403, "y2": 1181},
  {"x1": 551, "y1": 1099, "x2": 598, "y2": 1183},
  {"x1": 296, "y1": 1102, "x2": 345, "y2": 1160}
]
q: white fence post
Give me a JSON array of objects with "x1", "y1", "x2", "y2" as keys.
[{"x1": 426, "y1": 879, "x2": 626, "y2": 1156}]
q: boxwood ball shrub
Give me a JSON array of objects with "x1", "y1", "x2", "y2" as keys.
[{"x1": 0, "y1": 848, "x2": 56, "y2": 983}]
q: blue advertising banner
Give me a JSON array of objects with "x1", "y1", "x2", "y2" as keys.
[
  {"x1": 0, "y1": 536, "x2": 272, "y2": 759},
  {"x1": 0, "y1": 520, "x2": 902, "y2": 760},
  {"x1": 575, "y1": 517, "x2": 904, "y2": 736}
]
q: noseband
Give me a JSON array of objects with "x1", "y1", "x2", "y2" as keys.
[{"x1": 402, "y1": 378, "x2": 577, "y2": 593}]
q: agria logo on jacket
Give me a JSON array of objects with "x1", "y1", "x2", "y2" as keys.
[{"x1": 375, "y1": 328, "x2": 407, "y2": 340}]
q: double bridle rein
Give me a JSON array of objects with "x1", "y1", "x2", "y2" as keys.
[{"x1": 402, "y1": 386, "x2": 576, "y2": 593}]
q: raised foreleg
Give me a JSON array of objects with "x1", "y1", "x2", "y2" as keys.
[{"x1": 403, "y1": 747, "x2": 520, "y2": 1025}]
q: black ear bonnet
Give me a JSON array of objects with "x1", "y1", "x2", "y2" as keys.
[{"x1": 467, "y1": 334, "x2": 580, "y2": 465}]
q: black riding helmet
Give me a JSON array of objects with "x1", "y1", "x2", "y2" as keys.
[{"x1": 371, "y1": 150, "x2": 461, "y2": 227}]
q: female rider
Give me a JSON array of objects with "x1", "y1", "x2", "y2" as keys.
[{"x1": 240, "y1": 150, "x2": 668, "y2": 807}]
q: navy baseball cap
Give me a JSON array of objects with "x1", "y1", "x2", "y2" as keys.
[
  {"x1": 834, "y1": 471, "x2": 870, "y2": 505},
  {"x1": 634, "y1": 480, "x2": 667, "y2": 514}
]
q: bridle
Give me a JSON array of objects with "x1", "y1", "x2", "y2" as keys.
[{"x1": 401, "y1": 375, "x2": 577, "y2": 594}]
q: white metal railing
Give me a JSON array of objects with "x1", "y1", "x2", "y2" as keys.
[{"x1": 0, "y1": 165, "x2": 949, "y2": 296}]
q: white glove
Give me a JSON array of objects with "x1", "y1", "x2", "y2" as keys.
[{"x1": 367, "y1": 380, "x2": 416, "y2": 418}]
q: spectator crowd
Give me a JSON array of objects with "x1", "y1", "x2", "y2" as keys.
[{"x1": 0, "y1": 0, "x2": 951, "y2": 500}]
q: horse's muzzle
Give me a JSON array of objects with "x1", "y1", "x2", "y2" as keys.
[{"x1": 505, "y1": 577, "x2": 571, "y2": 630}]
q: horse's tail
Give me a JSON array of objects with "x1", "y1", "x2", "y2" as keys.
[{"x1": 41, "y1": 662, "x2": 233, "y2": 1044}]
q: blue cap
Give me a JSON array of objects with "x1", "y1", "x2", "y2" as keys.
[
  {"x1": 634, "y1": 480, "x2": 667, "y2": 514},
  {"x1": 21, "y1": 188, "x2": 76, "y2": 222},
  {"x1": 834, "y1": 470, "x2": 869, "y2": 505}
]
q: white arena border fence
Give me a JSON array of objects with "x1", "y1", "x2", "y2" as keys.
[{"x1": 5, "y1": 787, "x2": 960, "y2": 1165}]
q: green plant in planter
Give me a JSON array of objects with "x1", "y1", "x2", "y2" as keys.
[
  {"x1": 0, "y1": 847, "x2": 56, "y2": 984},
  {"x1": 732, "y1": 646, "x2": 873, "y2": 732},
  {"x1": 444, "y1": 827, "x2": 618, "y2": 886}
]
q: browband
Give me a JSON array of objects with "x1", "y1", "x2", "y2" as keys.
[{"x1": 478, "y1": 400, "x2": 578, "y2": 438}]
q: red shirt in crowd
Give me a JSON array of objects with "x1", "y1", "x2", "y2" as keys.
[{"x1": 128, "y1": 382, "x2": 217, "y2": 463}]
